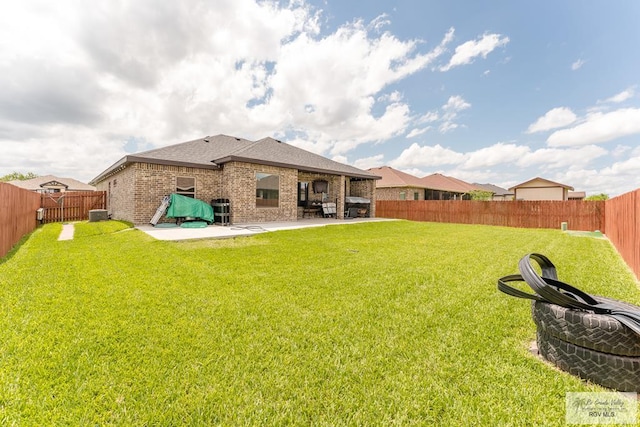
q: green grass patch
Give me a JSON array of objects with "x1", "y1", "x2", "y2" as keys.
[{"x1": 1, "y1": 220, "x2": 638, "y2": 425}]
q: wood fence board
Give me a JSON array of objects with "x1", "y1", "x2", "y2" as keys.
[
  {"x1": 605, "y1": 189, "x2": 639, "y2": 280},
  {"x1": 0, "y1": 183, "x2": 41, "y2": 258},
  {"x1": 40, "y1": 191, "x2": 106, "y2": 223},
  {"x1": 376, "y1": 200, "x2": 605, "y2": 232}
]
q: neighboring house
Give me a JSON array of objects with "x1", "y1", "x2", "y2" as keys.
[
  {"x1": 367, "y1": 166, "x2": 430, "y2": 200},
  {"x1": 473, "y1": 183, "x2": 514, "y2": 201},
  {"x1": 568, "y1": 191, "x2": 586, "y2": 200},
  {"x1": 89, "y1": 134, "x2": 380, "y2": 224},
  {"x1": 420, "y1": 173, "x2": 481, "y2": 200},
  {"x1": 369, "y1": 166, "x2": 482, "y2": 201},
  {"x1": 509, "y1": 177, "x2": 574, "y2": 201},
  {"x1": 7, "y1": 175, "x2": 96, "y2": 193}
]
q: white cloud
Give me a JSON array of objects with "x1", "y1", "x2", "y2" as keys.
[
  {"x1": 517, "y1": 145, "x2": 607, "y2": 169},
  {"x1": 439, "y1": 95, "x2": 471, "y2": 133},
  {"x1": 601, "y1": 87, "x2": 636, "y2": 104},
  {"x1": 352, "y1": 154, "x2": 385, "y2": 170},
  {"x1": 612, "y1": 145, "x2": 632, "y2": 158},
  {"x1": 461, "y1": 143, "x2": 531, "y2": 169},
  {"x1": 390, "y1": 142, "x2": 465, "y2": 168},
  {"x1": 406, "y1": 127, "x2": 429, "y2": 138},
  {"x1": 526, "y1": 107, "x2": 577, "y2": 133},
  {"x1": 379, "y1": 91, "x2": 404, "y2": 103},
  {"x1": 382, "y1": 138, "x2": 634, "y2": 197},
  {"x1": 440, "y1": 33, "x2": 509, "y2": 71},
  {"x1": 561, "y1": 153, "x2": 640, "y2": 196},
  {"x1": 369, "y1": 14, "x2": 391, "y2": 32},
  {"x1": 0, "y1": 1, "x2": 467, "y2": 181},
  {"x1": 571, "y1": 59, "x2": 586, "y2": 70},
  {"x1": 547, "y1": 108, "x2": 640, "y2": 147},
  {"x1": 443, "y1": 95, "x2": 471, "y2": 112},
  {"x1": 417, "y1": 111, "x2": 440, "y2": 124}
]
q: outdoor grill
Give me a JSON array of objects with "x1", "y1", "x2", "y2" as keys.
[{"x1": 345, "y1": 196, "x2": 370, "y2": 218}]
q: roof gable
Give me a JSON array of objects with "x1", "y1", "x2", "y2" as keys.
[
  {"x1": 508, "y1": 177, "x2": 574, "y2": 191},
  {"x1": 40, "y1": 180, "x2": 68, "y2": 188}
]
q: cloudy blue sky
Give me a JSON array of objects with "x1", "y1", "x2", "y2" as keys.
[{"x1": 1, "y1": 0, "x2": 639, "y2": 196}]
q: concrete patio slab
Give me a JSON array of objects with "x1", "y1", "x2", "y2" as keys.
[{"x1": 136, "y1": 217, "x2": 395, "y2": 241}]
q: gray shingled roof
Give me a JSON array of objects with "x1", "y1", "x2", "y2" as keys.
[
  {"x1": 473, "y1": 183, "x2": 513, "y2": 196},
  {"x1": 91, "y1": 134, "x2": 378, "y2": 184},
  {"x1": 217, "y1": 137, "x2": 378, "y2": 179},
  {"x1": 128, "y1": 134, "x2": 253, "y2": 167}
]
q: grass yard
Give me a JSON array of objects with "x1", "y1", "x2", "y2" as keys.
[{"x1": 0, "y1": 220, "x2": 638, "y2": 425}]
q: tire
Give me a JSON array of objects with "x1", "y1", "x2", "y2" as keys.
[
  {"x1": 532, "y1": 296, "x2": 640, "y2": 357},
  {"x1": 537, "y1": 330, "x2": 640, "y2": 392}
]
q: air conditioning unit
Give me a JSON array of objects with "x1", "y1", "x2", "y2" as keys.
[{"x1": 88, "y1": 209, "x2": 108, "y2": 222}]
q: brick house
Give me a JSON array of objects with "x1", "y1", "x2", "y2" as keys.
[
  {"x1": 368, "y1": 166, "x2": 430, "y2": 200},
  {"x1": 89, "y1": 134, "x2": 380, "y2": 224},
  {"x1": 369, "y1": 166, "x2": 482, "y2": 200}
]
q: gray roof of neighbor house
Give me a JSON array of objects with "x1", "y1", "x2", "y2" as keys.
[
  {"x1": 91, "y1": 134, "x2": 379, "y2": 184},
  {"x1": 473, "y1": 183, "x2": 513, "y2": 196},
  {"x1": 568, "y1": 191, "x2": 586, "y2": 199},
  {"x1": 8, "y1": 175, "x2": 96, "y2": 191}
]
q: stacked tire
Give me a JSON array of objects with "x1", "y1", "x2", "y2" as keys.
[{"x1": 532, "y1": 296, "x2": 640, "y2": 391}]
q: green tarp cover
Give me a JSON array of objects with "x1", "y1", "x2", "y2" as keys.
[
  {"x1": 180, "y1": 221, "x2": 208, "y2": 228},
  {"x1": 166, "y1": 193, "x2": 214, "y2": 223}
]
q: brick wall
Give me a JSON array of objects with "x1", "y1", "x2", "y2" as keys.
[
  {"x1": 350, "y1": 179, "x2": 377, "y2": 217},
  {"x1": 95, "y1": 166, "x2": 136, "y2": 223},
  {"x1": 223, "y1": 161, "x2": 298, "y2": 223},
  {"x1": 96, "y1": 163, "x2": 222, "y2": 224},
  {"x1": 94, "y1": 160, "x2": 378, "y2": 224},
  {"x1": 376, "y1": 187, "x2": 423, "y2": 201}
]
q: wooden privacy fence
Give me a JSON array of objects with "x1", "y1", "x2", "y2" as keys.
[
  {"x1": 0, "y1": 182, "x2": 40, "y2": 259},
  {"x1": 40, "y1": 191, "x2": 106, "y2": 223},
  {"x1": 605, "y1": 189, "x2": 640, "y2": 280},
  {"x1": 376, "y1": 200, "x2": 605, "y2": 232}
]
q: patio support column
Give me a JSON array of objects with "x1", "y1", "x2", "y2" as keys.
[
  {"x1": 369, "y1": 179, "x2": 376, "y2": 218},
  {"x1": 337, "y1": 175, "x2": 346, "y2": 219}
]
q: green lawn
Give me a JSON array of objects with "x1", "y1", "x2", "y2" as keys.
[{"x1": 0, "y1": 220, "x2": 638, "y2": 425}]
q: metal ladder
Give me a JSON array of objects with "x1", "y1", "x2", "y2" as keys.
[{"x1": 149, "y1": 195, "x2": 171, "y2": 225}]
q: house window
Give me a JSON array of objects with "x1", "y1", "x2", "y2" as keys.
[
  {"x1": 298, "y1": 182, "x2": 309, "y2": 207},
  {"x1": 399, "y1": 191, "x2": 406, "y2": 200},
  {"x1": 413, "y1": 192, "x2": 419, "y2": 200},
  {"x1": 176, "y1": 176, "x2": 195, "y2": 198},
  {"x1": 256, "y1": 173, "x2": 279, "y2": 207}
]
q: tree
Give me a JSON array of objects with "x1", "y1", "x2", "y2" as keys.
[
  {"x1": 469, "y1": 190, "x2": 493, "y2": 201},
  {"x1": 584, "y1": 193, "x2": 609, "y2": 201},
  {"x1": 0, "y1": 172, "x2": 38, "y2": 182}
]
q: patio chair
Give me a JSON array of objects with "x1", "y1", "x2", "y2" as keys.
[{"x1": 322, "y1": 202, "x2": 337, "y2": 218}]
